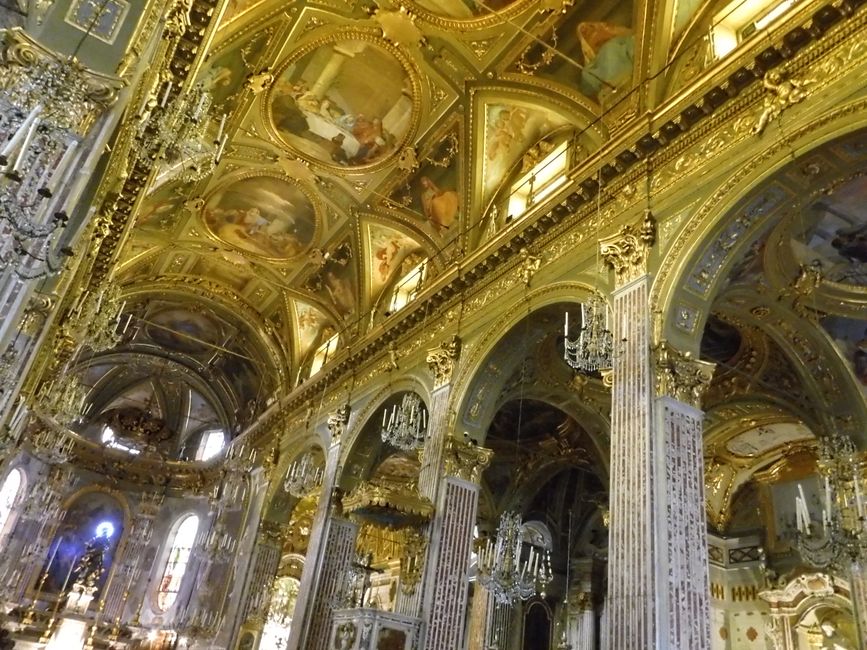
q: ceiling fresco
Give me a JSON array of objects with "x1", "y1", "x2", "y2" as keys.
[{"x1": 112, "y1": 0, "x2": 656, "y2": 426}]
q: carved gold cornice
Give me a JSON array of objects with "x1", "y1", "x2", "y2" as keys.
[
  {"x1": 426, "y1": 335, "x2": 460, "y2": 389},
  {"x1": 600, "y1": 209, "x2": 656, "y2": 286},
  {"x1": 653, "y1": 341, "x2": 715, "y2": 408},
  {"x1": 442, "y1": 436, "x2": 492, "y2": 483}
]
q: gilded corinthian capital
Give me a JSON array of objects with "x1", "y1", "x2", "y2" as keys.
[
  {"x1": 653, "y1": 341, "x2": 715, "y2": 408},
  {"x1": 600, "y1": 210, "x2": 656, "y2": 285},
  {"x1": 442, "y1": 436, "x2": 493, "y2": 483},
  {"x1": 426, "y1": 335, "x2": 461, "y2": 388}
]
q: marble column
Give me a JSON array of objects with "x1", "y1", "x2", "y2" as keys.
[
  {"x1": 571, "y1": 592, "x2": 595, "y2": 650},
  {"x1": 234, "y1": 520, "x2": 284, "y2": 647},
  {"x1": 102, "y1": 491, "x2": 163, "y2": 624},
  {"x1": 422, "y1": 436, "x2": 492, "y2": 650},
  {"x1": 394, "y1": 336, "x2": 460, "y2": 618},
  {"x1": 600, "y1": 211, "x2": 713, "y2": 650},
  {"x1": 849, "y1": 561, "x2": 867, "y2": 646},
  {"x1": 287, "y1": 405, "x2": 354, "y2": 650}
]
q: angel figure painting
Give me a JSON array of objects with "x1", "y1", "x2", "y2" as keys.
[
  {"x1": 367, "y1": 224, "x2": 422, "y2": 299},
  {"x1": 203, "y1": 176, "x2": 316, "y2": 260},
  {"x1": 269, "y1": 39, "x2": 414, "y2": 168},
  {"x1": 576, "y1": 21, "x2": 635, "y2": 100}
]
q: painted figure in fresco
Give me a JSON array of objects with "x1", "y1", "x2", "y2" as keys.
[
  {"x1": 832, "y1": 222, "x2": 867, "y2": 263},
  {"x1": 577, "y1": 22, "x2": 635, "y2": 100},
  {"x1": 420, "y1": 176, "x2": 459, "y2": 231}
]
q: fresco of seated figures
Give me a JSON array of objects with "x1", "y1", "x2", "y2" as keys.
[
  {"x1": 202, "y1": 174, "x2": 318, "y2": 260},
  {"x1": 267, "y1": 37, "x2": 416, "y2": 169}
]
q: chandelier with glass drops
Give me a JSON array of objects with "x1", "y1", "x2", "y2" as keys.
[
  {"x1": 563, "y1": 292, "x2": 613, "y2": 373},
  {"x1": 283, "y1": 451, "x2": 324, "y2": 498},
  {"x1": 0, "y1": 56, "x2": 90, "y2": 278},
  {"x1": 794, "y1": 431, "x2": 867, "y2": 569},
  {"x1": 380, "y1": 393, "x2": 428, "y2": 451},
  {"x1": 138, "y1": 81, "x2": 228, "y2": 184},
  {"x1": 477, "y1": 511, "x2": 552, "y2": 605},
  {"x1": 63, "y1": 281, "x2": 129, "y2": 352}
]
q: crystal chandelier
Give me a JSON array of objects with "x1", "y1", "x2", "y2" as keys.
[
  {"x1": 138, "y1": 81, "x2": 227, "y2": 184},
  {"x1": 0, "y1": 56, "x2": 90, "y2": 278},
  {"x1": 563, "y1": 292, "x2": 613, "y2": 373},
  {"x1": 32, "y1": 427, "x2": 76, "y2": 465},
  {"x1": 196, "y1": 519, "x2": 237, "y2": 564},
  {"x1": 0, "y1": 346, "x2": 20, "y2": 396},
  {"x1": 380, "y1": 393, "x2": 428, "y2": 451},
  {"x1": 477, "y1": 511, "x2": 552, "y2": 605},
  {"x1": 64, "y1": 282, "x2": 128, "y2": 352},
  {"x1": 794, "y1": 431, "x2": 866, "y2": 569},
  {"x1": 283, "y1": 451, "x2": 324, "y2": 498},
  {"x1": 31, "y1": 374, "x2": 90, "y2": 426}
]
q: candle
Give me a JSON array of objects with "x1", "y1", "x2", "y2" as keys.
[
  {"x1": 215, "y1": 133, "x2": 228, "y2": 162},
  {"x1": 160, "y1": 81, "x2": 173, "y2": 108},
  {"x1": 824, "y1": 476, "x2": 832, "y2": 512},
  {"x1": 0, "y1": 103, "x2": 41, "y2": 164},
  {"x1": 564, "y1": 312, "x2": 568, "y2": 338},
  {"x1": 216, "y1": 114, "x2": 227, "y2": 142},
  {"x1": 854, "y1": 472, "x2": 864, "y2": 519},
  {"x1": 11, "y1": 116, "x2": 40, "y2": 176},
  {"x1": 43, "y1": 138, "x2": 77, "y2": 197}
]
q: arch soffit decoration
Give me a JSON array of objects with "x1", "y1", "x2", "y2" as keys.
[
  {"x1": 73, "y1": 352, "x2": 235, "y2": 428},
  {"x1": 338, "y1": 374, "x2": 432, "y2": 474},
  {"x1": 117, "y1": 280, "x2": 288, "y2": 383},
  {"x1": 452, "y1": 282, "x2": 611, "y2": 472},
  {"x1": 653, "y1": 102, "x2": 867, "y2": 354}
]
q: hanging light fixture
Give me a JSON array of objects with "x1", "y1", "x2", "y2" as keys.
[
  {"x1": 380, "y1": 392, "x2": 428, "y2": 451},
  {"x1": 283, "y1": 450, "x2": 324, "y2": 498},
  {"x1": 563, "y1": 292, "x2": 613, "y2": 373},
  {"x1": 479, "y1": 303, "x2": 552, "y2": 604},
  {"x1": 795, "y1": 430, "x2": 867, "y2": 568},
  {"x1": 563, "y1": 170, "x2": 613, "y2": 373},
  {"x1": 477, "y1": 511, "x2": 552, "y2": 605},
  {"x1": 63, "y1": 281, "x2": 128, "y2": 352},
  {"x1": 0, "y1": 0, "x2": 115, "y2": 279},
  {"x1": 138, "y1": 81, "x2": 228, "y2": 184}
]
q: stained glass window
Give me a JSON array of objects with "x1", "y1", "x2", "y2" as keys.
[{"x1": 157, "y1": 515, "x2": 199, "y2": 610}]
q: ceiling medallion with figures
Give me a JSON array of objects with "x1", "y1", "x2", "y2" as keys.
[{"x1": 262, "y1": 31, "x2": 422, "y2": 173}]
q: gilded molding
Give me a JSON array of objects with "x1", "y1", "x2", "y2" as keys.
[
  {"x1": 426, "y1": 335, "x2": 460, "y2": 389},
  {"x1": 600, "y1": 209, "x2": 656, "y2": 286},
  {"x1": 442, "y1": 436, "x2": 492, "y2": 483},
  {"x1": 653, "y1": 341, "x2": 715, "y2": 408}
]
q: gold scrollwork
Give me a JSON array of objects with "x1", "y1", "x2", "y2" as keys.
[
  {"x1": 442, "y1": 436, "x2": 493, "y2": 483},
  {"x1": 653, "y1": 341, "x2": 715, "y2": 408},
  {"x1": 426, "y1": 335, "x2": 461, "y2": 389},
  {"x1": 600, "y1": 209, "x2": 656, "y2": 286}
]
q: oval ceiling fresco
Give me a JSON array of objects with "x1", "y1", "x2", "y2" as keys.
[
  {"x1": 267, "y1": 36, "x2": 416, "y2": 169},
  {"x1": 202, "y1": 175, "x2": 317, "y2": 260}
]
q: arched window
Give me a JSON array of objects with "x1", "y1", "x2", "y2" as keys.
[
  {"x1": 157, "y1": 515, "x2": 199, "y2": 610},
  {"x1": 196, "y1": 430, "x2": 225, "y2": 461},
  {"x1": 0, "y1": 468, "x2": 22, "y2": 537}
]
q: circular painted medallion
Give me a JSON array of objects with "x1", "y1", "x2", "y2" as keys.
[
  {"x1": 202, "y1": 175, "x2": 317, "y2": 260},
  {"x1": 267, "y1": 36, "x2": 417, "y2": 169}
]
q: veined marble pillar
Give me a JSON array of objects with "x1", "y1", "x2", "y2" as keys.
[
  {"x1": 235, "y1": 521, "x2": 284, "y2": 647},
  {"x1": 600, "y1": 211, "x2": 713, "y2": 649},
  {"x1": 287, "y1": 405, "x2": 355, "y2": 650},
  {"x1": 394, "y1": 336, "x2": 459, "y2": 618},
  {"x1": 422, "y1": 437, "x2": 492, "y2": 650},
  {"x1": 570, "y1": 592, "x2": 595, "y2": 650},
  {"x1": 849, "y1": 561, "x2": 867, "y2": 647}
]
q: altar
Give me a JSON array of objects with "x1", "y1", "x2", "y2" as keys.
[{"x1": 329, "y1": 609, "x2": 423, "y2": 650}]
